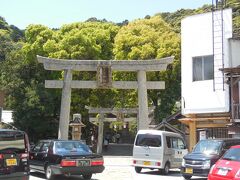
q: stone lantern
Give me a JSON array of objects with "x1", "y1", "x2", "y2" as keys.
[{"x1": 69, "y1": 114, "x2": 85, "y2": 140}]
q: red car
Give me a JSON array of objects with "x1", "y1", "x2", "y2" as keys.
[{"x1": 208, "y1": 145, "x2": 240, "y2": 180}]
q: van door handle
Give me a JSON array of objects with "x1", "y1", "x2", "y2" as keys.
[{"x1": 145, "y1": 154, "x2": 149, "y2": 156}]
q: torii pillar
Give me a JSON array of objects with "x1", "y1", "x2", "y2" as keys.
[
  {"x1": 59, "y1": 69, "x2": 72, "y2": 139},
  {"x1": 37, "y1": 56, "x2": 174, "y2": 140},
  {"x1": 137, "y1": 70, "x2": 148, "y2": 130}
]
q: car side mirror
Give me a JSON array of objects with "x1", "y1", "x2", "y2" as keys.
[{"x1": 30, "y1": 143, "x2": 35, "y2": 150}]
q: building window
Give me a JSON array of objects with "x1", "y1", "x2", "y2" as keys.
[{"x1": 192, "y1": 55, "x2": 214, "y2": 81}]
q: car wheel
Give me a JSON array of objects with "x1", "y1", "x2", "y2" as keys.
[
  {"x1": 162, "y1": 162, "x2": 170, "y2": 175},
  {"x1": 135, "y1": 167, "x2": 142, "y2": 173},
  {"x1": 182, "y1": 175, "x2": 192, "y2": 179},
  {"x1": 45, "y1": 165, "x2": 55, "y2": 180},
  {"x1": 82, "y1": 174, "x2": 92, "y2": 180}
]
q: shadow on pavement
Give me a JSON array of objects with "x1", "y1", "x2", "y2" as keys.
[
  {"x1": 140, "y1": 170, "x2": 207, "y2": 180},
  {"x1": 102, "y1": 143, "x2": 133, "y2": 156},
  {"x1": 30, "y1": 171, "x2": 99, "y2": 180},
  {"x1": 140, "y1": 170, "x2": 181, "y2": 177}
]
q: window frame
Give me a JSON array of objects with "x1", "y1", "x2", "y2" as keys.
[
  {"x1": 192, "y1": 55, "x2": 214, "y2": 82},
  {"x1": 166, "y1": 136, "x2": 186, "y2": 149}
]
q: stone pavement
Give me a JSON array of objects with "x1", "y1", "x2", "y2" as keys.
[
  {"x1": 95, "y1": 143, "x2": 134, "y2": 179},
  {"x1": 102, "y1": 143, "x2": 133, "y2": 156},
  {"x1": 93, "y1": 156, "x2": 134, "y2": 180}
]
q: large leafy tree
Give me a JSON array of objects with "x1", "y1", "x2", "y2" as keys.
[
  {"x1": 1, "y1": 25, "x2": 61, "y2": 141},
  {"x1": 1, "y1": 0, "x2": 240, "y2": 141},
  {"x1": 113, "y1": 16, "x2": 181, "y2": 122},
  {"x1": 226, "y1": 0, "x2": 240, "y2": 36},
  {"x1": 2, "y1": 22, "x2": 119, "y2": 141},
  {"x1": 0, "y1": 30, "x2": 13, "y2": 61},
  {"x1": 0, "y1": 16, "x2": 24, "y2": 62}
]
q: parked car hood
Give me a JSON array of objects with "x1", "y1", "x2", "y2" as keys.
[{"x1": 184, "y1": 152, "x2": 220, "y2": 161}]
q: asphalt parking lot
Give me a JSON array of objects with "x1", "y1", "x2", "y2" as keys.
[{"x1": 30, "y1": 156, "x2": 207, "y2": 180}]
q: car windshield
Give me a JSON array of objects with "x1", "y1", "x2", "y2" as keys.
[
  {"x1": 0, "y1": 131, "x2": 25, "y2": 153},
  {"x1": 54, "y1": 141, "x2": 92, "y2": 154},
  {"x1": 222, "y1": 148, "x2": 240, "y2": 161},
  {"x1": 192, "y1": 140, "x2": 222, "y2": 155},
  {"x1": 135, "y1": 134, "x2": 161, "y2": 147}
]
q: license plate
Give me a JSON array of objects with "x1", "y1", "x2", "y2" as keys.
[
  {"x1": 185, "y1": 168, "x2": 193, "y2": 174},
  {"x1": 78, "y1": 160, "x2": 90, "y2": 166},
  {"x1": 143, "y1": 161, "x2": 151, "y2": 165},
  {"x1": 217, "y1": 168, "x2": 228, "y2": 176},
  {"x1": 6, "y1": 159, "x2": 17, "y2": 166}
]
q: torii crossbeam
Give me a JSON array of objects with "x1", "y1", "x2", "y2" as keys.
[
  {"x1": 86, "y1": 106, "x2": 155, "y2": 153},
  {"x1": 37, "y1": 55, "x2": 174, "y2": 140}
]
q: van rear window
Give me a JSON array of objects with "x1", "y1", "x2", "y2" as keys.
[
  {"x1": 0, "y1": 131, "x2": 25, "y2": 152},
  {"x1": 135, "y1": 134, "x2": 161, "y2": 147}
]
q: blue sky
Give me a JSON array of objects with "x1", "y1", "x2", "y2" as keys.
[{"x1": 1, "y1": 0, "x2": 212, "y2": 29}]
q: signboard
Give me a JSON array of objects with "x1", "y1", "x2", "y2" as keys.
[{"x1": 199, "y1": 131, "x2": 206, "y2": 140}]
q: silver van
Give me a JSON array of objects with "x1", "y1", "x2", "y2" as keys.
[{"x1": 133, "y1": 130, "x2": 188, "y2": 174}]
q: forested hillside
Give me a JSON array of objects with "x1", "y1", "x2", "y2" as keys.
[
  {"x1": 160, "y1": 0, "x2": 240, "y2": 36},
  {"x1": 0, "y1": 1, "x2": 239, "y2": 141},
  {"x1": 0, "y1": 17, "x2": 24, "y2": 61}
]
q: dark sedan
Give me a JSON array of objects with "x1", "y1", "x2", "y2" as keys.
[{"x1": 29, "y1": 140, "x2": 104, "y2": 180}]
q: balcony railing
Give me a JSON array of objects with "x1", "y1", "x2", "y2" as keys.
[{"x1": 233, "y1": 104, "x2": 240, "y2": 122}]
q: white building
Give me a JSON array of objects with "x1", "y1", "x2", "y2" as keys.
[
  {"x1": 180, "y1": 8, "x2": 240, "y2": 150},
  {"x1": 1, "y1": 110, "x2": 13, "y2": 124}
]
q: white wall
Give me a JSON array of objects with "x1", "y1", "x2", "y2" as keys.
[
  {"x1": 229, "y1": 39, "x2": 240, "y2": 67},
  {"x1": 1, "y1": 110, "x2": 13, "y2": 123},
  {"x1": 181, "y1": 9, "x2": 232, "y2": 114}
]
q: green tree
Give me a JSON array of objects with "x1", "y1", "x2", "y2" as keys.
[
  {"x1": 0, "y1": 16, "x2": 9, "y2": 31},
  {"x1": 0, "y1": 16, "x2": 24, "y2": 62},
  {"x1": 0, "y1": 30, "x2": 14, "y2": 61},
  {"x1": 1, "y1": 43, "x2": 61, "y2": 141},
  {"x1": 226, "y1": 0, "x2": 240, "y2": 36},
  {"x1": 2, "y1": 0, "x2": 240, "y2": 141},
  {"x1": 2, "y1": 22, "x2": 119, "y2": 141},
  {"x1": 113, "y1": 16, "x2": 181, "y2": 122}
]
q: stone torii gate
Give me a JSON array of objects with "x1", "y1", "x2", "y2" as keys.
[
  {"x1": 37, "y1": 55, "x2": 174, "y2": 140},
  {"x1": 86, "y1": 106, "x2": 155, "y2": 153}
]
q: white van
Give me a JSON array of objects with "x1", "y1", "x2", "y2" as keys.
[{"x1": 133, "y1": 130, "x2": 188, "y2": 174}]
